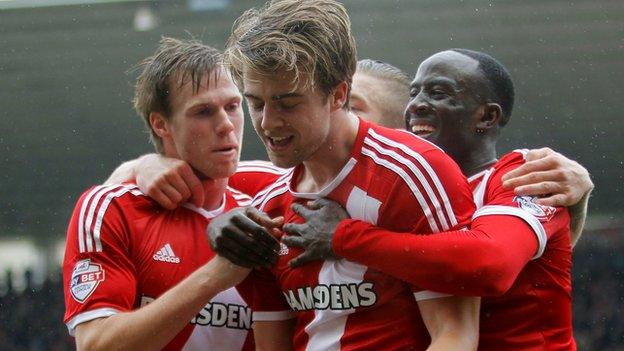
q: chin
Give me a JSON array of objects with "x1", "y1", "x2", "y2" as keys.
[
  {"x1": 268, "y1": 154, "x2": 298, "y2": 169},
  {"x1": 199, "y1": 162, "x2": 238, "y2": 180}
]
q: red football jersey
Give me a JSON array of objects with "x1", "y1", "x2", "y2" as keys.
[
  {"x1": 246, "y1": 119, "x2": 476, "y2": 351},
  {"x1": 229, "y1": 160, "x2": 291, "y2": 197},
  {"x1": 468, "y1": 150, "x2": 575, "y2": 350},
  {"x1": 63, "y1": 183, "x2": 255, "y2": 351}
]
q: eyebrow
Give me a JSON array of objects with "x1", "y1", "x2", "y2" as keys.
[
  {"x1": 243, "y1": 92, "x2": 303, "y2": 101},
  {"x1": 410, "y1": 77, "x2": 457, "y2": 89}
]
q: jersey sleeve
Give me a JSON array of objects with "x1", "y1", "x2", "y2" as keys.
[
  {"x1": 63, "y1": 185, "x2": 139, "y2": 335},
  {"x1": 237, "y1": 268, "x2": 295, "y2": 322},
  {"x1": 373, "y1": 147, "x2": 476, "y2": 299},
  {"x1": 332, "y1": 156, "x2": 569, "y2": 297},
  {"x1": 475, "y1": 154, "x2": 569, "y2": 259},
  {"x1": 229, "y1": 160, "x2": 291, "y2": 197}
]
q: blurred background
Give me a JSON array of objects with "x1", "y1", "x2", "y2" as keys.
[{"x1": 0, "y1": 0, "x2": 622, "y2": 349}]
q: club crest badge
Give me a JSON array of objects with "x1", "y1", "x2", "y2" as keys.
[
  {"x1": 70, "y1": 259, "x2": 105, "y2": 303},
  {"x1": 514, "y1": 196, "x2": 556, "y2": 222}
]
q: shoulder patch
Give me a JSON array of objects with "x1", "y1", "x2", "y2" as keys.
[
  {"x1": 70, "y1": 259, "x2": 105, "y2": 303},
  {"x1": 514, "y1": 196, "x2": 556, "y2": 222}
]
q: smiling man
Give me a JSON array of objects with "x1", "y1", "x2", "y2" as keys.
[
  {"x1": 277, "y1": 49, "x2": 583, "y2": 351},
  {"x1": 61, "y1": 38, "x2": 274, "y2": 351},
  {"x1": 212, "y1": 1, "x2": 482, "y2": 350}
]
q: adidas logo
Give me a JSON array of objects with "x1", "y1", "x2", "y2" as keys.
[{"x1": 153, "y1": 243, "x2": 180, "y2": 264}]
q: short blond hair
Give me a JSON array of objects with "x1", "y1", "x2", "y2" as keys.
[
  {"x1": 356, "y1": 59, "x2": 410, "y2": 128},
  {"x1": 224, "y1": 0, "x2": 357, "y2": 106},
  {"x1": 133, "y1": 37, "x2": 222, "y2": 153}
]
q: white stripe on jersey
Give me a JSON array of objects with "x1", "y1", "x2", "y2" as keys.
[
  {"x1": 92, "y1": 185, "x2": 139, "y2": 252},
  {"x1": 361, "y1": 147, "x2": 442, "y2": 232},
  {"x1": 227, "y1": 187, "x2": 253, "y2": 207},
  {"x1": 304, "y1": 260, "x2": 368, "y2": 351},
  {"x1": 255, "y1": 182, "x2": 290, "y2": 211},
  {"x1": 237, "y1": 160, "x2": 291, "y2": 175},
  {"x1": 345, "y1": 186, "x2": 381, "y2": 226},
  {"x1": 78, "y1": 184, "x2": 138, "y2": 253},
  {"x1": 251, "y1": 168, "x2": 294, "y2": 202},
  {"x1": 78, "y1": 185, "x2": 121, "y2": 253},
  {"x1": 363, "y1": 136, "x2": 453, "y2": 231},
  {"x1": 250, "y1": 174, "x2": 292, "y2": 209},
  {"x1": 473, "y1": 205, "x2": 547, "y2": 259},
  {"x1": 368, "y1": 129, "x2": 458, "y2": 230},
  {"x1": 470, "y1": 168, "x2": 494, "y2": 209}
]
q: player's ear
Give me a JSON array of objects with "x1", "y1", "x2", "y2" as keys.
[
  {"x1": 149, "y1": 112, "x2": 171, "y2": 138},
  {"x1": 476, "y1": 103, "x2": 502, "y2": 130},
  {"x1": 329, "y1": 81, "x2": 349, "y2": 112}
]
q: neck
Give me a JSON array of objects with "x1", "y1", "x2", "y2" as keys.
[
  {"x1": 297, "y1": 109, "x2": 359, "y2": 193},
  {"x1": 455, "y1": 141, "x2": 498, "y2": 177},
  {"x1": 200, "y1": 177, "x2": 228, "y2": 210}
]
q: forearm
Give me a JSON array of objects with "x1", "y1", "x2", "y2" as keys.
[
  {"x1": 333, "y1": 216, "x2": 537, "y2": 296},
  {"x1": 427, "y1": 334, "x2": 478, "y2": 351},
  {"x1": 76, "y1": 259, "x2": 232, "y2": 351},
  {"x1": 421, "y1": 296, "x2": 480, "y2": 351},
  {"x1": 253, "y1": 320, "x2": 295, "y2": 351},
  {"x1": 569, "y1": 190, "x2": 591, "y2": 247}
]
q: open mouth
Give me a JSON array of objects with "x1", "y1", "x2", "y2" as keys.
[
  {"x1": 213, "y1": 145, "x2": 238, "y2": 155},
  {"x1": 267, "y1": 135, "x2": 294, "y2": 150},
  {"x1": 408, "y1": 122, "x2": 437, "y2": 138}
]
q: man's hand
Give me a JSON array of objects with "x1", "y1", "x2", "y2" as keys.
[
  {"x1": 502, "y1": 147, "x2": 594, "y2": 207},
  {"x1": 282, "y1": 198, "x2": 349, "y2": 268},
  {"x1": 207, "y1": 207, "x2": 281, "y2": 268},
  {"x1": 135, "y1": 154, "x2": 205, "y2": 210}
]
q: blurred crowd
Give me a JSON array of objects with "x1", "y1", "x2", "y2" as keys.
[{"x1": 0, "y1": 230, "x2": 622, "y2": 351}]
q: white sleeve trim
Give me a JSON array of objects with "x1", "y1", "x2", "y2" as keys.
[
  {"x1": 66, "y1": 307, "x2": 120, "y2": 336},
  {"x1": 472, "y1": 205, "x2": 547, "y2": 259},
  {"x1": 252, "y1": 310, "x2": 296, "y2": 322},
  {"x1": 414, "y1": 291, "x2": 453, "y2": 301}
]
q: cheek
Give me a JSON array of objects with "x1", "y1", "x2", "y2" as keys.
[
  {"x1": 233, "y1": 115, "x2": 244, "y2": 140},
  {"x1": 249, "y1": 113, "x2": 263, "y2": 133}
]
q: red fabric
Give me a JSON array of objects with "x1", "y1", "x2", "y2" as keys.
[
  {"x1": 333, "y1": 214, "x2": 537, "y2": 296},
  {"x1": 333, "y1": 151, "x2": 575, "y2": 350},
  {"x1": 229, "y1": 160, "x2": 290, "y2": 197},
  {"x1": 245, "y1": 120, "x2": 474, "y2": 350},
  {"x1": 63, "y1": 184, "x2": 254, "y2": 351}
]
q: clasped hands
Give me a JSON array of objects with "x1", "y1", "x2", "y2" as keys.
[{"x1": 207, "y1": 198, "x2": 349, "y2": 269}]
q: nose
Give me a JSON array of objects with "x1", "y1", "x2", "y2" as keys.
[
  {"x1": 259, "y1": 105, "x2": 285, "y2": 131},
  {"x1": 215, "y1": 108, "x2": 235, "y2": 136},
  {"x1": 406, "y1": 94, "x2": 431, "y2": 117}
]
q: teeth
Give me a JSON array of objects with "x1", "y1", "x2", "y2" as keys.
[
  {"x1": 271, "y1": 136, "x2": 288, "y2": 142},
  {"x1": 411, "y1": 125, "x2": 435, "y2": 133}
]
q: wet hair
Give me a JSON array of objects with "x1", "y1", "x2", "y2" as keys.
[
  {"x1": 356, "y1": 59, "x2": 410, "y2": 128},
  {"x1": 133, "y1": 37, "x2": 222, "y2": 153},
  {"x1": 357, "y1": 59, "x2": 410, "y2": 88},
  {"x1": 224, "y1": 0, "x2": 357, "y2": 108},
  {"x1": 451, "y1": 48, "x2": 514, "y2": 126}
]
